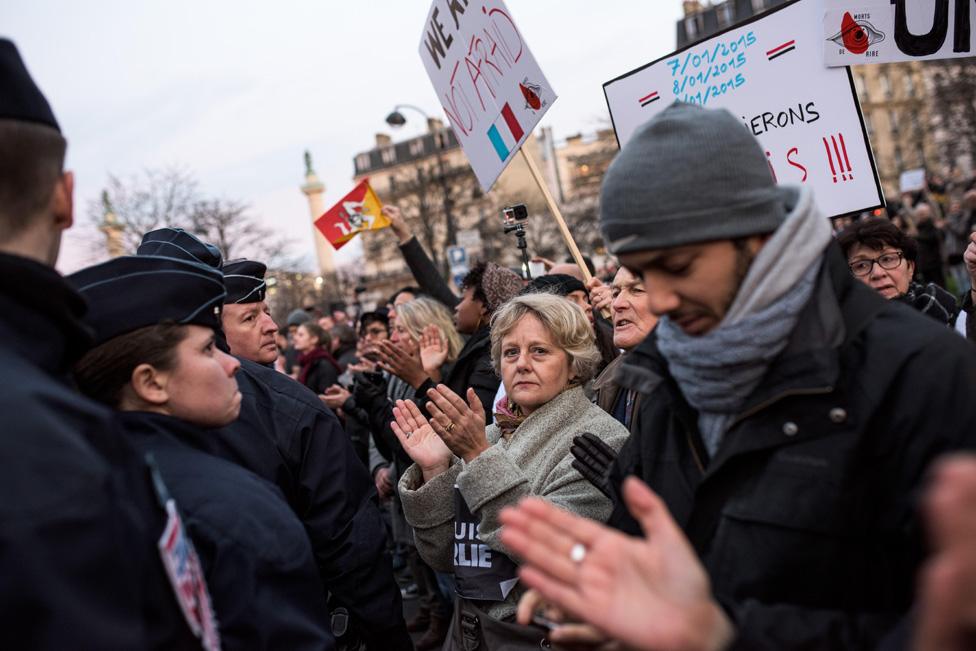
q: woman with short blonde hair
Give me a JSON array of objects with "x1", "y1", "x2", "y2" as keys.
[
  {"x1": 393, "y1": 292, "x2": 629, "y2": 649},
  {"x1": 396, "y1": 297, "x2": 464, "y2": 364},
  {"x1": 489, "y1": 293, "x2": 602, "y2": 384}
]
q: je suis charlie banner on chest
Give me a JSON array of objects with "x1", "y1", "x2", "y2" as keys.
[
  {"x1": 418, "y1": 0, "x2": 557, "y2": 193},
  {"x1": 603, "y1": 0, "x2": 884, "y2": 219}
]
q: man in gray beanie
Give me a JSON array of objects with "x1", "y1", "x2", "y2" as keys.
[{"x1": 500, "y1": 102, "x2": 976, "y2": 650}]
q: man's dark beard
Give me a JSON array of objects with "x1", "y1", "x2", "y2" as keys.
[{"x1": 719, "y1": 239, "x2": 758, "y2": 319}]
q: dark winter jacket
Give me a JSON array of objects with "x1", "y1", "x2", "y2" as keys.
[
  {"x1": 592, "y1": 353, "x2": 642, "y2": 436},
  {"x1": 608, "y1": 243, "x2": 976, "y2": 650},
  {"x1": 298, "y1": 348, "x2": 341, "y2": 395},
  {"x1": 210, "y1": 359, "x2": 412, "y2": 651},
  {"x1": 118, "y1": 411, "x2": 333, "y2": 650},
  {"x1": 399, "y1": 235, "x2": 459, "y2": 309},
  {"x1": 0, "y1": 253, "x2": 197, "y2": 650}
]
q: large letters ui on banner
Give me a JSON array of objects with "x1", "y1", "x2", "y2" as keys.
[
  {"x1": 603, "y1": 0, "x2": 884, "y2": 218},
  {"x1": 418, "y1": 0, "x2": 557, "y2": 192}
]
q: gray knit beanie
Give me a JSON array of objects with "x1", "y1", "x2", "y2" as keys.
[{"x1": 600, "y1": 102, "x2": 791, "y2": 254}]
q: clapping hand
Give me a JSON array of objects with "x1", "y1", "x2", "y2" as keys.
[
  {"x1": 964, "y1": 232, "x2": 976, "y2": 297},
  {"x1": 321, "y1": 384, "x2": 351, "y2": 412},
  {"x1": 391, "y1": 398, "x2": 453, "y2": 483},
  {"x1": 376, "y1": 339, "x2": 429, "y2": 389},
  {"x1": 425, "y1": 384, "x2": 488, "y2": 463},
  {"x1": 500, "y1": 477, "x2": 734, "y2": 651},
  {"x1": 419, "y1": 325, "x2": 448, "y2": 382}
]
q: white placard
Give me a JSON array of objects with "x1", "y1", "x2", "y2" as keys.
[
  {"x1": 823, "y1": 0, "x2": 976, "y2": 67},
  {"x1": 418, "y1": 0, "x2": 556, "y2": 192},
  {"x1": 456, "y1": 228, "x2": 483, "y2": 250},
  {"x1": 899, "y1": 168, "x2": 926, "y2": 192},
  {"x1": 603, "y1": 0, "x2": 883, "y2": 218}
]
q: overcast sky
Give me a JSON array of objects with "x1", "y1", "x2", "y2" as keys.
[{"x1": 2, "y1": 1, "x2": 682, "y2": 273}]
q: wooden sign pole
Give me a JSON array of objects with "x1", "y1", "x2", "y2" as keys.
[
  {"x1": 518, "y1": 148, "x2": 593, "y2": 285},
  {"x1": 518, "y1": 148, "x2": 612, "y2": 319}
]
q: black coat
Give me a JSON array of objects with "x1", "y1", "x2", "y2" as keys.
[
  {"x1": 0, "y1": 253, "x2": 197, "y2": 650},
  {"x1": 300, "y1": 354, "x2": 340, "y2": 395},
  {"x1": 210, "y1": 359, "x2": 412, "y2": 651},
  {"x1": 119, "y1": 411, "x2": 333, "y2": 650},
  {"x1": 608, "y1": 244, "x2": 976, "y2": 649},
  {"x1": 414, "y1": 326, "x2": 499, "y2": 422}
]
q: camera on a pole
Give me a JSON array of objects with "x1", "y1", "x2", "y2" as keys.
[{"x1": 501, "y1": 203, "x2": 532, "y2": 279}]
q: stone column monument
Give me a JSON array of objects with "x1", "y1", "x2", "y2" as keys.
[{"x1": 300, "y1": 150, "x2": 335, "y2": 275}]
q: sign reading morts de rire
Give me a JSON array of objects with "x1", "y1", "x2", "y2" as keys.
[
  {"x1": 418, "y1": 0, "x2": 556, "y2": 192},
  {"x1": 823, "y1": 0, "x2": 976, "y2": 67},
  {"x1": 603, "y1": 0, "x2": 884, "y2": 218}
]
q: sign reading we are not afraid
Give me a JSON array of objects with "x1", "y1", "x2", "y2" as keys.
[{"x1": 418, "y1": 0, "x2": 556, "y2": 192}]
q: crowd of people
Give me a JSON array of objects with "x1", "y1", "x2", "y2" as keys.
[{"x1": 4, "y1": 35, "x2": 976, "y2": 651}]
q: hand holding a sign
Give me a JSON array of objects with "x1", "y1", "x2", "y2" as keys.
[
  {"x1": 419, "y1": 325, "x2": 449, "y2": 382},
  {"x1": 425, "y1": 384, "x2": 489, "y2": 464},
  {"x1": 500, "y1": 477, "x2": 734, "y2": 651},
  {"x1": 392, "y1": 398, "x2": 454, "y2": 483}
]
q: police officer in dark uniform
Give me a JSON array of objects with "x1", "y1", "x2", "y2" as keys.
[
  {"x1": 0, "y1": 39, "x2": 204, "y2": 650},
  {"x1": 138, "y1": 228, "x2": 413, "y2": 651},
  {"x1": 69, "y1": 254, "x2": 335, "y2": 650}
]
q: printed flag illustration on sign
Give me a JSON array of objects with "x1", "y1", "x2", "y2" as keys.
[
  {"x1": 486, "y1": 103, "x2": 525, "y2": 162},
  {"x1": 315, "y1": 179, "x2": 389, "y2": 250}
]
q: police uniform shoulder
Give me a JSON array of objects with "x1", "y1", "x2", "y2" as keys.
[{"x1": 238, "y1": 357, "x2": 333, "y2": 413}]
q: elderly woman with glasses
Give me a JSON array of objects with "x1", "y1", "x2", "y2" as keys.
[
  {"x1": 392, "y1": 293, "x2": 630, "y2": 650},
  {"x1": 837, "y1": 217, "x2": 961, "y2": 329}
]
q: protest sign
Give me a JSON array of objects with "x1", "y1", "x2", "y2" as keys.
[
  {"x1": 899, "y1": 168, "x2": 926, "y2": 193},
  {"x1": 603, "y1": 0, "x2": 883, "y2": 218},
  {"x1": 418, "y1": 0, "x2": 556, "y2": 193},
  {"x1": 823, "y1": 0, "x2": 975, "y2": 67}
]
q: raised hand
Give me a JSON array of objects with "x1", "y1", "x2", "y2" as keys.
[
  {"x1": 381, "y1": 204, "x2": 411, "y2": 244},
  {"x1": 500, "y1": 477, "x2": 734, "y2": 651},
  {"x1": 376, "y1": 339, "x2": 429, "y2": 389},
  {"x1": 425, "y1": 385, "x2": 488, "y2": 463},
  {"x1": 391, "y1": 398, "x2": 453, "y2": 482},
  {"x1": 419, "y1": 324, "x2": 448, "y2": 381},
  {"x1": 587, "y1": 277, "x2": 612, "y2": 314}
]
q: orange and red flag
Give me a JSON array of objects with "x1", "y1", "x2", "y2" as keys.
[{"x1": 314, "y1": 179, "x2": 389, "y2": 250}]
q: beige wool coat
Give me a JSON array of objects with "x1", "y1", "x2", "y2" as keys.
[{"x1": 398, "y1": 386, "x2": 630, "y2": 621}]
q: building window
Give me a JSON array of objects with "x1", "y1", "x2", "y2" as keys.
[
  {"x1": 717, "y1": 2, "x2": 734, "y2": 27},
  {"x1": 854, "y1": 74, "x2": 867, "y2": 99},
  {"x1": 888, "y1": 109, "x2": 899, "y2": 134},
  {"x1": 880, "y1": 72, "x2": 892, "y2": 99},
  {"x1": 355, "y1": 154, "x2": 370, "y2": 172},
  {"x1": 863, "y1": 112, "x2": 874, "y2": 138},
  {"x1": 751, "y1": 0, "x2": 766, "y2": 13},
  {"x1": 904, "y1": 74, "x2": 915, "y2": 97},
  {"x1": 409, "y1": 139, "x2": 425, "y2": 157},
  {"x1": 893, "y1": 145, "x2": 903, "y2": 170},
  {"x1": 380, "y1": 147, "x2": 396, "y2": 165},
  {"x1": 684, "y1": 15, "x2": 701, "y2": 40},
  {"x1": 917, "y1": 145, "x2": 926, "y2": 167}
]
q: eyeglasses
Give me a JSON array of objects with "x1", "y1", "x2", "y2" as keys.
[{"x1": 849, "y1": 251, "x2": 904, "y2": 277}]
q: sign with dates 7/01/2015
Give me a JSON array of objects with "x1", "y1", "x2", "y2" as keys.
[{"x1": 603, "y1": 0, "x2": 884, "y2": 219}]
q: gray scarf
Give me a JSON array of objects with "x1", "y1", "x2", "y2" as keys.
[{"x1": 656, "y1": 187, "x2": 832, "y2": 456}]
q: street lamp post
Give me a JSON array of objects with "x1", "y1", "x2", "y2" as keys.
[{"x1": 385, "y1": 105, "x2": 457, "y2": 274}]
